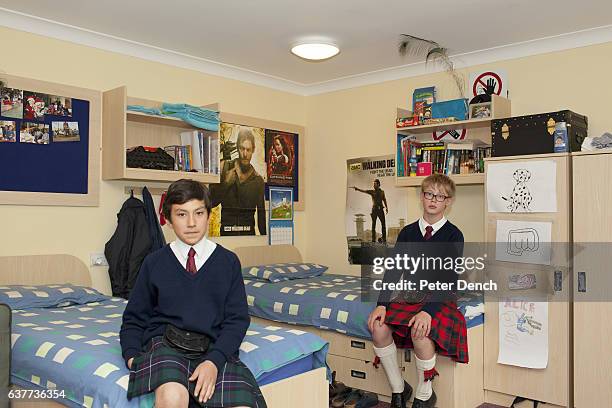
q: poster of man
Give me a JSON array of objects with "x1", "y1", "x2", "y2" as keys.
[
  {"x1": 209, "y1": 123, "x2": 267, "y2": 236},
  {"x1": 265, "y1": 130, "x2": 296, "y2": 186},
  {"x1": 346, "y1": 154, "x2": 407, "y2": 264},
  {"x1": 1, "y1": 88, "x2": 23, "y2": 119}
]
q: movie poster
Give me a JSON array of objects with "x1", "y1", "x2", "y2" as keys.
[
  {"x1": 209, "y1": 123, "x2": 267, "y2": 236},
  {"x1": 345, "y1": 154, "x2": 408, "y2": 264},
  {"x1": 265, "y1": 130, "x2": 296, "y2": 186}
]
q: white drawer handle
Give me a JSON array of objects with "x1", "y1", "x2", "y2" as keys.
[
  {"x1": 351, "y1": 370, "x2": 366, "y2": 380},
  {"x1": 351, "y1": 340, "x2": 366, "y2": 349}
]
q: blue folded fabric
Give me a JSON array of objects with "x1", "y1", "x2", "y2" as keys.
[
  {"x1": 161, "y1": 103, "x2": 220, "y2": 131},
  {"x1": 126, "y1": 105, "x2": 162, "y2": 116}
]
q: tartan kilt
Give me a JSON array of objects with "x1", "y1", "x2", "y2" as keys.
[
  {"x1": 385, "y1": 301, "x2": 469, "y2": 363},
  {"x1": 127, "y1": 336, "x2": 267, "y2": 408}
]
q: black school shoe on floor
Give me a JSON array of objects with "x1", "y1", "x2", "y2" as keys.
[
  {"x1": 411, "y1": 390, "x2": 437, "y2": 408},
  {"x1": 390, "y1": 380, "x2": 413, "y2": 408}
]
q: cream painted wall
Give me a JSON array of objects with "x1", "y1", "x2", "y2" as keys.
[
  {"x1": 305, "y1": 41, "x2": 612, "y2": 275},
  {"x1": 0, "y1": 27, "x2": 306, "y2": 294},
  {"x1": 3, "y1": 25, "x2": 612, "y2": 286}
]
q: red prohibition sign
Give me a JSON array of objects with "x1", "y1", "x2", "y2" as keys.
[
  {"x1": 432, "y1": 128, "x2": 467, "y2": 141},
  {"x1": 473, "y1": 71, "x2": 502, "y2": 96}
]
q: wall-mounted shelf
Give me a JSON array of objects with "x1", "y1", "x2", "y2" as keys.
[
  {"x1": 102, "y1": 86, "x2": 220, "y2": 184},
  {"x1": 396, "y1": 173, "x2": 485, "y2": 187}
]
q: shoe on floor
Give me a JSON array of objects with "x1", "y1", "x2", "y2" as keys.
[
  {"x1": 329, "y1": 380, "x2": 348, "y2": 399},
  {"x1": 330, "y1": 387, "x2": 353, "y2": 408},
  {"x1": 342, "y1": 389, "x2": 364, "y2": 408},
  {"x1": 390, "y1": 380, "x2": 413, "y2": 408},
  {"x1": 411, "y1": 390, "x2": 437, "y2": 408},
  {"x1": 355, "y1": 391, "x2": 378, "y2": 408}
]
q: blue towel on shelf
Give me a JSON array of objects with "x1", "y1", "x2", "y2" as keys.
[
  {"x1": 126, "y1": 105, "x2": 162, "y2": 116},
  {"x1": 161, "y1": 103, "x2": 220, "y2": 131}
]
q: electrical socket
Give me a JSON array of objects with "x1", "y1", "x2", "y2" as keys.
[{"x1": 90, "y1": 253, "x2": 108, "y2": 267}]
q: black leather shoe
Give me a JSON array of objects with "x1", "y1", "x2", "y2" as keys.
[
  {"x1": 411, "y1": 390, "x2": 437, "y2": 408},
  {"x1": 390, "y1": 380, "x2": 413, "y2": 408}
]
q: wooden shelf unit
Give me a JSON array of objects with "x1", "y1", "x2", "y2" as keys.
[
  {"x1": 395, "y1": 95, "x2": 511, "y2": 187},
  {"x1": 102, "y1": 86, "x2": 220, "y2": 184}
]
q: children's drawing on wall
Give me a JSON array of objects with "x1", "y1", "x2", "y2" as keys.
[
  {"x1": 507, "y1": 227, "x2": 539, "y2": 256},
  {"x1": 498, "y1": 298, "x2": 548, "y2": 369},
  {"x1": 502, "y1": 169, "x2": 533, "y2": 212},
  {"x1": 487, "y1": 160, "x2": 557, "y2": 213},
  {"x1": 496, "y1": 220, "x2": 551, "y2": 265}
]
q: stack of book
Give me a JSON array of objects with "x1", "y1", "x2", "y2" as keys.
[
  {"x1": 397, "y1": 136, "x2": 491, "y2": 177},
  {"x1": 163, "y1": 131, "x2": 219, "y2": 173}
]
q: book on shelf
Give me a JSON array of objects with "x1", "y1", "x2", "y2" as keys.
[
  {"x1": 175, "y1": 131, "x2": 220, "y2": 174},
  {"x1": 396, "y1": 138, "x2": 492, "y2": 178}
]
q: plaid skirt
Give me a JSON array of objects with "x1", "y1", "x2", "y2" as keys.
[
  {"x1": 127, "y1": 336, "x2": 267, "y2": 408},
  {"x1": 385, "y1": 301, "x2": 469, "y2": 363}
]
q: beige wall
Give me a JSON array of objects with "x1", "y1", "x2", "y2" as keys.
[
  {"x1": 3, "y1": 25, "x2": 612, "y2": 286},
  {"x1": 305, "y1": 41, "x2": 612, "y2": 275},
  {"x1": 0, "y1": 27, "x2": 306, "y2": 294}
]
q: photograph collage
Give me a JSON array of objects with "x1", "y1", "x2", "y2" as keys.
[{"x1": 0, "y1": 87, "x2": 79, "y2": 144}]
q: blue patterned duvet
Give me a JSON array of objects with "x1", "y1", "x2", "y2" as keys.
[
  {"x1": 10, "y1": 298, "x2": 328, "y2": 408},
  {"x1": 244, "y1": 274, "x2": 485, "y2": 338}
]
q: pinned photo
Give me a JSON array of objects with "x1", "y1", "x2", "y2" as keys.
[
  {"x1": 1, "y1": 88, "x2": 23, "y2": 119},
  {"x1": 48, "y1": 96, "x2": 73, "y2": 116},
  {"x1": 0, "y1": 120, "x2": 17, "y2": 142},
  {"x1": 52, "y1": 121, "x2": 80, "y2": 142},
  {"x1": 23, "y1": 91, "x2": 50, "y2": 120},
  {"x1": 20, "y1": 122, "x2": 50, "y2": 144}
]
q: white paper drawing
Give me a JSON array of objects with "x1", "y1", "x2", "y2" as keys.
[
  {"x1": 487, "y1": 161, "x2": 557, "y2": 213},
  {"x1": 498, "y1": 298, "x2": 548, "y2": 369},
  {"x1": 495, "y1": 220, "x2": 552, "y2": 265}
]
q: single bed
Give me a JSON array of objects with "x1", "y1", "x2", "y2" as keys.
[
  {"x1": 234, "y1": 245, "x2": 485, "y2": 408},
  {"x1": 0, "y1": 254, "x2": 329, "y2": 408}
]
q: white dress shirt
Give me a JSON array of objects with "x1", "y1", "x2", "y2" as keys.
[
  {"x1": 170, "y1": 236, "x2": 217, "y2": 271},
  {"x1": 418, "y1": 216, "x2": 448, "y2": 238}
]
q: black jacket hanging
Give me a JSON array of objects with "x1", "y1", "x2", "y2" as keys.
[
  {"x1": 142, "y1": 186, "x2": 166, "y2": 252},
  {"x1": 104, "y1": 195, "x2": 151, "y2": 299}
]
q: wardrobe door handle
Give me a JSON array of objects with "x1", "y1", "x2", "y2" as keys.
[{"x1": 577, "y1": 271, "x2": 587, "y2": 292}]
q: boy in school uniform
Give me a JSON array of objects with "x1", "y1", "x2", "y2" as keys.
[
  {"x1": 368, "y1": 174, "x2": 468, "y2": 408},
  {"x1": 120, "y1": 179, "x2": 266, "y2": 408}
]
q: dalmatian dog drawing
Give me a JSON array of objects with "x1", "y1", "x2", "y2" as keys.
[{"x1": 502, "y1": 169, "x2": 533, "y2": 212}]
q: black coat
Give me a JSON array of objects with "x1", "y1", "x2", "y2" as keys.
[
  {"x1": 142, "y1": 186, "x2": 166, "y2": 252},
  {"x1": 104, "y1": 196, "x2": 151, "y2": 299}
]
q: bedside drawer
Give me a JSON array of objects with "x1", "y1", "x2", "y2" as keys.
[{"x1": 319, "y1": 331, "x2": 376, "y2": 361}]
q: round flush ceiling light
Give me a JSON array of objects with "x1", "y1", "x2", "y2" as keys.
[{"x1": 291, "y1": 43, "x2": 339, "y2": 61}]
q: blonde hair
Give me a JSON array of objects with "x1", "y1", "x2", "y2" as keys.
[{"x1": 421, "y1": 174, "x2": 456, "y2": 198}]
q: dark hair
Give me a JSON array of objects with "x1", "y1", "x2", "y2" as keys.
[
  {"x1": 162, "y1": 179, "x2": 211, "y2": 221},
  {"x1": 374, "y1": 179, "x2": 381, "y2": 184},
  {"x1": 273, "y1": 135, "x2": 287, "y2": 153},
  {"x1": 237, "y1": 128, "x2": 255, "y2": 151}
]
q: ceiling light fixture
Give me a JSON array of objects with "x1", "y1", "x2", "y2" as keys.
[{"x1": 291, "y1": 43, "x2": 339, "y2": 61}]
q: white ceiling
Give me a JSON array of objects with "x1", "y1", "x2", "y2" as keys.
[{"x1": 1, "y1": 1, "x2": 612, "y2": 94}]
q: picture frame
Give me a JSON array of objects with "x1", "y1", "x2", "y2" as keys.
[
  {"x1": 269, "y1": 187, "x2": 293, "y2": 221},
  {"x1": 469, "y1": 102, "x2": 492, "y2": 119}
]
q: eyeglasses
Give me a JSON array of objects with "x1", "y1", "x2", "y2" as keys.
[{"x1": 423, "y1": 191, "x2": 448, "y2": 202}]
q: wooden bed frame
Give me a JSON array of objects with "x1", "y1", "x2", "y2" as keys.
[
  {"x1": 0, "y1": 254, "x2": 328, "y2": 408},
  {"x1": 234, "y1": 244, "x2": 485, "y2": 408}
]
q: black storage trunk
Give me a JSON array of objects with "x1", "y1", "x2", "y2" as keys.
[{"x1": 491, "y1": 110, "x2": 588, "y2": 157}]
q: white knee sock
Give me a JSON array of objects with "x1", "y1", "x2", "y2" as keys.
[
  {"x1": 415, "y1": 354, "x2": 437, "y2": 401},
  {"x1": 373, "y1": 343, "x2": 404, "y2": 393}
]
